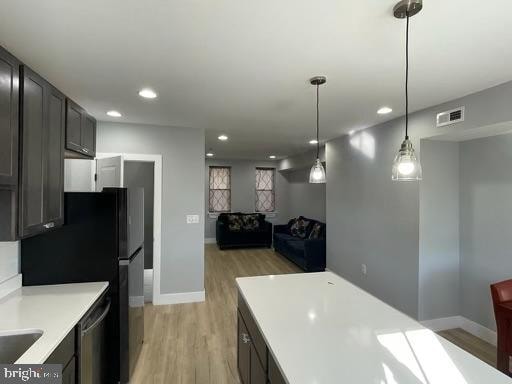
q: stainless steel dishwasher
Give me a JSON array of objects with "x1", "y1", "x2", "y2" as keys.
[{"x1": 77, "y1": 293, "x2": 111, "y2": 384}]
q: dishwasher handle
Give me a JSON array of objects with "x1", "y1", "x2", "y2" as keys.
[{"x1": 81, "y1": 299, "x2": 111, "y2": 337}]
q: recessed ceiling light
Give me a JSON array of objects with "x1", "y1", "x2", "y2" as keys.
[
  {"x1": 218, "y1": 135, "x2": 228, "y2": 141},
  {"x1": 309, "y1": 139, "x2": 318, "y2": 145},
  {"x1": 269, "y1": 155, "x2": 276, "y2": 159},
  {"x1": 107, "y1": 110, "x2": 122, "y2": 117},
  {"x1": 206, "y1": 152, "x2": 214, "y2": 157},
  {"x1": 377, "y1": 106, "x2": 393, "y2": 114},
  {"x1": 138, "y1": 88, "x2": 158, "y2": 99}
]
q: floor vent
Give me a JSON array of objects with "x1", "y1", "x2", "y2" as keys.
[{"x1": 437, "y1": 106, "x2": 465, "y2": 127}]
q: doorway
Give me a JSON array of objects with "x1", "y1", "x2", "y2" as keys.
[
  {"x1": 124, "y1": 161, "x2": 155, "y2": 301},
  {"x1": 68, "y1": 153, "x2": 163, "y2": 304}
]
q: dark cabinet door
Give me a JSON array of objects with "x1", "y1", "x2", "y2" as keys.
[
  {"x1": 19, "y1": 66, "x2": 46, "y2": 238},
  {"x1": 45, "y1": 86, "x2": 65, "y2": 227},
  {"x1": 81, "y1": 114, "x2": 96, "y2": 157},
  {"x1": 237, "y1": 313, "x2": 251, "y2": 384},
  {"x1": 0, "y1": 47, "x2": 19, "y2": 188},
  {"x1": 0, "y1": 47, "x2": 19, "y2": 240},
  {"x1": 65, "y1": 99, "x2": 83, "y2": 153},
  {"x1": 19, "y1": 66, "x2": 65, "y2": 238},
  {"x1": 250, "y1": 348, "x2": 266, "y2": 384},
  {"x1": 62, "y1": 357, "x2": 76, "y2": 384}
]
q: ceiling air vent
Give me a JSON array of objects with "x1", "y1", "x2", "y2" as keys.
[{"x1": 436, "y1": 106, "x2": 465, "y2": 128}]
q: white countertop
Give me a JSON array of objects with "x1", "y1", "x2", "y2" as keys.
[
  {"x1": 0, "y1": 282, "x2": 109, "y2": 364},
  {"x1": 236, "y1": 272, "x2": 512, "y2": 384}
]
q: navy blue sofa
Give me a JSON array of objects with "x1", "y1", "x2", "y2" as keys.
[
  {"x1": 216, "y1": 212, "x2": 273, "y2": 250},
  {"x1": 273, "y1": 217, "x2": 326, "y2": 272}
]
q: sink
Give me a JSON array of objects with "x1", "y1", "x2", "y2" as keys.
[{"x1": 0, "y1": 330, "x2": 43, "y2": 363}]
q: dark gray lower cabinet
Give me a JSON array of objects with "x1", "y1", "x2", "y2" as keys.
[
  {"x1": 237, "y1": 313, "x2": 251, "y2": 384},
  {"x1": 19, "y1": 66, "x2": 65, "y2": 238},
  {"x1": 237, "y1": 293, "x2": 285, "y2": 384},
  {"x1": 45, "y1": 328, "x2": 76, "y2": 384}
]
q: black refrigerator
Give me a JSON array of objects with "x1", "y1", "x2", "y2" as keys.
[{"x1": 21, "y1": 188, "x2": 145, "y2": 384}]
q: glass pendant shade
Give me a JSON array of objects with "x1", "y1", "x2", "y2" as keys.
[
  {"x1": 309, "y1": 158, "x2": 326, "y2": 183},
  {"x1": 392, "y1": 138, "x2": 422, "y2": 181}
]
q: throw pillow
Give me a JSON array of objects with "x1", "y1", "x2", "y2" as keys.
[
  {"x1": 290, "y1": 217, "x2": 310, "y2": 239},
  {"x1": 309, "y1": 222, "x2": 323, "y2": 239},
  {"x1": 228, "y1": 214, "x2": 243, "y2": 231},
  {"x1": 242, "y1": 214, "x2": 260, "y2": 231}
]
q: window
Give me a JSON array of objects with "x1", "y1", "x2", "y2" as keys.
[
  {"x1": 255, "y1": 168, "x2": 275, "y2": 212},
  {"x1": 209, "y1": 166, "x2": 231, "y2": 212}
]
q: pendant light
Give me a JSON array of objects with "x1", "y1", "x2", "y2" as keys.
[
  {"x1": 309, "y1": 76, "x2": 327, "y2": 184},
  {"x1": 392, "y1": 0, "x2": 423, "y2": 181}
]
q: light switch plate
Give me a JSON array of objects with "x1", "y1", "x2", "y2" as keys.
[{"x1": 186, "y1": 215, "x2": 200, "y2": 224}]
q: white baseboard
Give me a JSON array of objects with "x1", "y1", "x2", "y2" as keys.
[
  {"x1": 420, "y1": 316, "x2": 463, "y2": 332},
  {"x1": 459, "y1": 317, "x2": 497, "y2": 346},
  {"x1": 0, "y1": 274, "x2": 22, "y2": 299},
  {"x1": 204, "y1": 238, "x2": 216, "y2": 244},
  {"x1": 421, "y1": 315, "x2": 497, "y2": 346},
  {"x1": 153, "y1": 290, "x2": 205, "y2": 305}
]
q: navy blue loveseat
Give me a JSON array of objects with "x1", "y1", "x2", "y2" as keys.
[{"x1": 273, "y1": 217, "x2": 326, "y2": 272}]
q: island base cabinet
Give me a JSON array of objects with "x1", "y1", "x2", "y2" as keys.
[
  {"x1": 250, "y1": 352, "x2": 266, "y2": 384},
  {"x1": 237, "y1": 313, "x2": 251, "y2": 384}
]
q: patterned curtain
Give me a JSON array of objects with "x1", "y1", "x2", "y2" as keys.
[
  {"x1": 209, "y1": 167, "x2": 231, "y2": 212},
  {"x1": 255, "y1": 168, "x2": 275, "y2": 212}
]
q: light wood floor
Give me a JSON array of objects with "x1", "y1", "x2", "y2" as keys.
[
  {"x1": 131, "y1": 245, "x2": 301, "y2": 384},
  {"x1": 132, "y1": 245, "x2": 499, "y2": 383},
  {"x1": 437, "y1": 328, "x2": 497, "y2": 368}
]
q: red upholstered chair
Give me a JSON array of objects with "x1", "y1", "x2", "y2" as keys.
[{"x1": 491, "y1": 279, "x2": 512, "y2": 376}]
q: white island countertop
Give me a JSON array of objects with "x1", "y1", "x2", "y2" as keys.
[
  {"x1": 236, "y1": 272, "x2": 512, "y2": 384},
  {"x1": 0, "y1": 282, "x2": 108, "y2": 364}
]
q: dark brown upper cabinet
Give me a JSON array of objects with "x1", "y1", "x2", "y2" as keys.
[
  {"x1": 18, "y1": 66, "x2": 65, "y2": 238},
  {"x1": 0, "y1": 47, "x2": 20, "y2": 240},
  {"x1": 65, "y1": 99, "x2": 96, "y2": 157}
]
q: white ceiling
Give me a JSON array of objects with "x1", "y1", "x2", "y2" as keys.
[{"x1": 1, "y1": 0, "x2": 512, "y2": 159}]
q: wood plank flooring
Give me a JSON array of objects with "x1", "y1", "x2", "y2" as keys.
[
  {"x1": 131, "y1": 244, "x2": 499, "y2": 383},
  {"x1": 131, "y1": 245, "x2": 301, "y2": 384},
  {"x1": 437, "y1": 328, "x2": 497, "y2": 368}
]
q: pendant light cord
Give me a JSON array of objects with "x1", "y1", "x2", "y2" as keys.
[
  {"x1": 316, "y1": 83, "x2": 320, "y2": 159},
  {"x1": 405, "y1": 12, "x2": 410, "y2": 139}
]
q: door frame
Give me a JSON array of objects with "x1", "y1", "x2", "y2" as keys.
[{"x1": 96, "y1": 152, "x2": 163, "y2": 304}]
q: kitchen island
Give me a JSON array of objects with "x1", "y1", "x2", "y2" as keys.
[{"x1": 236, "y1": 272, "x2": 511, "y2": 384}]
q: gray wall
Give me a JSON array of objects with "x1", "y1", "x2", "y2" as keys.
[
  {"x1": 326, "y1": 80, "x2": 512, "y2": 319},
  {"x1": 418, "y1": 140, "x2": 460, "y2": 321},
  {"x1": 204, "y1": 159, "x2": 288, "y2": 238},
  {"x1": 282, "y1": 168, "x2": 326, "y2": 222},
  {"x1": 326, "y1": 126, "x2": 420, "y2": 318},
  {"x1": 124, "y1": 161, "x2": 155, "y2": 270},
  {"x1": 97, "y1": 122, "x2": 205, "y2": 296},
  {"x1": 459, "y1": 134, "x2": 512, "y2": 331}
]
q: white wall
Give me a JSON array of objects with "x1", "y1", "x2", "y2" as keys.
[
  {"x1": 0, "y1": 242, "x2": 19, "y2": 284},
  {"x1": 204, "y1": 159, "x2": 288, "y2": 239},
  {"x1": 418, "y1": 140, "x2": 460, "y2": 321},
  {"x1": 97, "y1": 122, "x2": 205, "y2": 296}
]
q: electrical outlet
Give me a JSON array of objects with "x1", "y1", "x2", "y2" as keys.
[
  {"x1": 186, "y1": 215, "x2": 200, "y2": 224},
  {"x1": 361, "y1": 264, "x2": 367, "y2": 276}
]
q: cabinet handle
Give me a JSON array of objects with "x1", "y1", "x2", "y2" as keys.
[
  {"x1": 83, "y1": 148, "x2": 89, "y2": 153},
  {"x1": 43, "y1": 222, "x2": 55, "y2": 229},
  {"x1": 241, "y1": 333, "x2": 251, "y2": 344}
]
